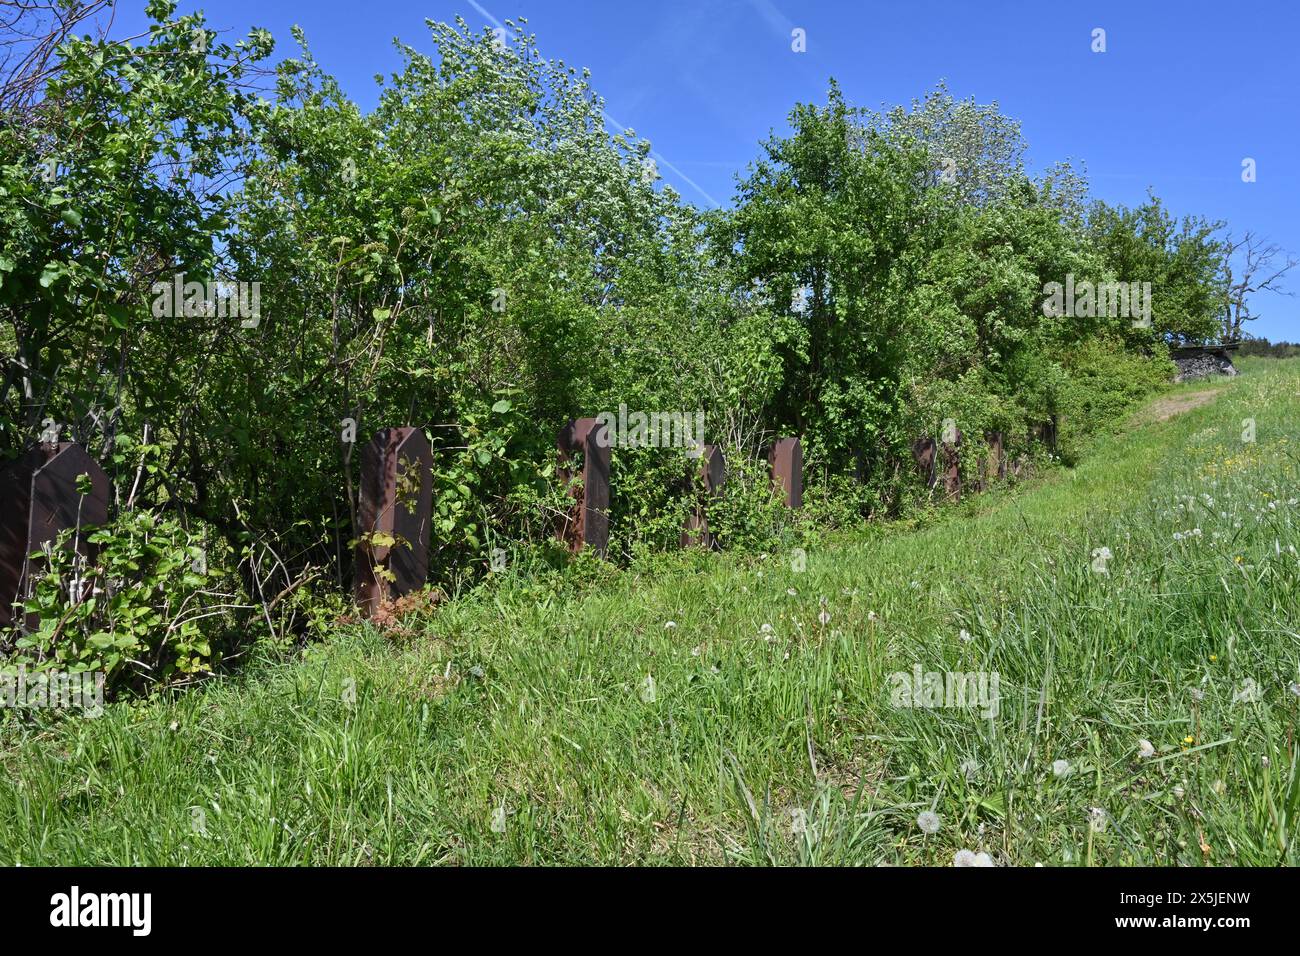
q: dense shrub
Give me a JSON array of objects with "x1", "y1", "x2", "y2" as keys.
[{"x1": 0, "y1": 3, "x2": 1234, "y2": 689}]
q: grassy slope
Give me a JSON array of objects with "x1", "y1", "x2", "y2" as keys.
[{"x1": 2, "y1": 358, "x2": 1298, "y2": 866}]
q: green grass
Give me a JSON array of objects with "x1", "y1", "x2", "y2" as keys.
[{"x1": 3, "y1": 358, "x2": 1299, "y2": 865}]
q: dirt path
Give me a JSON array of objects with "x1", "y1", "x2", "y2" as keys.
[{"x1": 1133, "y1": 388, "x2": 1222, "y2": 424}]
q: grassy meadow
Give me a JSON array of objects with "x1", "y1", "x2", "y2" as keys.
[{"x1": 2, "y1": 358, "x2": 1298, "y2": 866}]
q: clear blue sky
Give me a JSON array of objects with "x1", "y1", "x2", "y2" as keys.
[{"x1": 112, "y1": 1, "x2": 1300, "y2": 341}]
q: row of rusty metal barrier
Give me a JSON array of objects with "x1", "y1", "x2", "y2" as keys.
[{"x1": 2, "y1": 416, "x2": 1038, "y2": 623}]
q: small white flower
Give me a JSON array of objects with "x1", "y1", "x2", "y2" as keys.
[
  {"x1": 959, "y1": 628, "x2": 972, "y2": 643},
  {"x1": 916, "y1": 810, "x2": 941, "y2": 834},
  {"x1": 664, "y1": 621, "x2": 676, "y2": 630},
  {"x1": 868, "y1": 610, "x2": 878, "y2": 622},
  {"x1": 1052, "y1": 759, "x2": 1071, "y2": 778},
  {"x1": 1138, "y1": 739, "x2": 1155, "y2": 759},
  {"x1": 786, "y1": 588, "x2": 797, "y2": 597},
  {"x1": 760, "y1": 623, "x2": 773, "y2": 634}
]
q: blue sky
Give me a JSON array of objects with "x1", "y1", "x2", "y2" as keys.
[{"x1": 113, "y1": 1, "x2": 1300, "y2": 341}]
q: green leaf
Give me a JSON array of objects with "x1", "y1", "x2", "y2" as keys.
[{"x1": 105, "y1": 304, "x2": 129, "y2": 329}]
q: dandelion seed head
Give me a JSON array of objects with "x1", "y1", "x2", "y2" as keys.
[{"x1": 916, "y1": 810, "x2": 941, "y2": 834}]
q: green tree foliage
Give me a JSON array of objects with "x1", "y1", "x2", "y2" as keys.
[{"x1": 0, "y1": 4, "x2": 1233, "y2": 688}]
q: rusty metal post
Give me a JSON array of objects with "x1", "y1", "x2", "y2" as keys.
[
  {"x1": 0, "y1": 442, "x2": 110, "y2": 629},
  {"x1": 768, "y1": 437, "x2": 802, "y2": 509},
  {"x1": 681, "y1": 444, "x2": 725, "y2": 549},
  {"x1": 354, "y1": 427, "x2": 433, "y2": 617},
  {"x1": 985, "y1": 430, "x2": 1006, "y2": 487},
  {"x1": 940, "y1": 428, "x2": 962, "y2": 500},
  {"x1": 557, "y1": 417, "x2": 610, "y2": 556},
  {"x1": 911, "y1": 437, "x2": 937, "y2": 489}
]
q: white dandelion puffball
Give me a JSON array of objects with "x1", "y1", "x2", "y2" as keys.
[
  {"x1": 1138, "y1": 739, "x2": 1155, "y2": 759},
  {"x1": 953, "y1": 849, "x2": 977, "y2": 867},
  {"x1": 818, "y1": 610, "x2": 831, "y2": 625},
  {"x1": 1233, "y1": 677, "x2": 1261, "y2": 703},
  {"x1": 917, "y1": 810, "x2": 941, "y2": 834},
  {"x1": 639, "y1": 675, "x2": 657, "y2": 703},
  {"x1": 1052, "y1": 759, "x2": 1071, "y2": 778},
  {"x1": 790, "y1": 808, "x2": 808, "y2": 836},
  {"x1": 959, "y1": 628, "x2": 972, "y2": 643},
  {"x1": 664, "y1": 621, "x2": 676, "y2": 630}
]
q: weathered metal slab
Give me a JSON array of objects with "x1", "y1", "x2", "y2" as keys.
[
  {"x1": 768, "y1": 437, "x2": 802, "y2": 509},
  {"x1": 1, "y1": 443, "x2": 109, "y2": 628},
  {"x1": 557, "y1": 417, "x2": 610, "y2": 556},
  {"x1": 354, "y1": 427, "x2": 432, "y2": 617},
  {"x1": 911, "y1": 437, "x2": 937, "y2": 489},
  {"x1": 681, "y1": 444, "x2": 725, "y2": 549}
]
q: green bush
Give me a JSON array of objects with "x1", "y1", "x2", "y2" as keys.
[{"x1": 6, "y1": 510, "x2": 246, "y2": 691}]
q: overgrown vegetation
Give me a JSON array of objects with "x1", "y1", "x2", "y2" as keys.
[
  {"x1": 2, "y1": 358, "x2": 1296, "y2": 865},
  {"x1": 0, "y1": 4, "x2": 1255, "y2": 690}
]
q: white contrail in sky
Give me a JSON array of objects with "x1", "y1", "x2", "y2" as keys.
[{"x1": 463, "y1": 0, "x2": 721, "y2": 208}]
